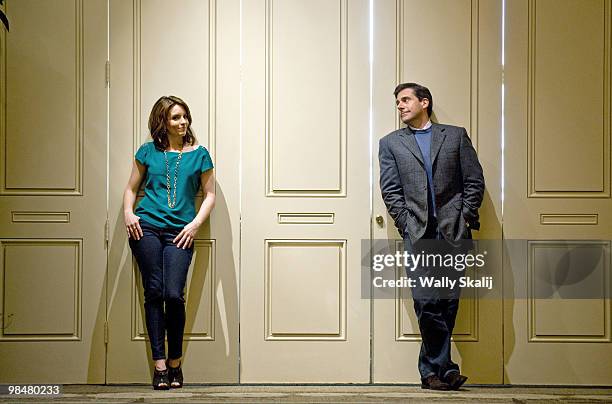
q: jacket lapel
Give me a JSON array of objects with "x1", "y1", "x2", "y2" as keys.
[
  {"x1": 430, "y1": 124, "x2": 446, "y2": 166},
  {"x1": 398, "y1": 127, "x2": 424, "y2": 165}
]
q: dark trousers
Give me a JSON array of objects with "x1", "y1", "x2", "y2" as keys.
[
  {"x1": 405, "y1": 218, "x2": 461, "y2": 381},
  {"x1": 129, "y1": 220, "x2": 194, "y2": 360}
]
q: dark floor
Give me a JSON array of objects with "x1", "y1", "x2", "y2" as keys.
[{"x1": 1, "y1": 385, "x2": 611, "y2": 403}]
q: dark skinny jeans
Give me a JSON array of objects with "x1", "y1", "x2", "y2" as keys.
[{"x1": 129, "y1": 220, "x2": 194, "y2": 360}]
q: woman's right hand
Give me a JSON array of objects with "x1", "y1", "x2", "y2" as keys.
[{"x1": 124, "y1": 211, "x2": 143, "y2": 240}]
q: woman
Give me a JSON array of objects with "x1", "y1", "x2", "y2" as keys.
[{"x1": 123, "y1": 95, "x2": 215, "y2": 389}]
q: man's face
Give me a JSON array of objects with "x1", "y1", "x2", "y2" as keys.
[{"x1": 396, "y1": 88, "x2": 429, "y2": 125}]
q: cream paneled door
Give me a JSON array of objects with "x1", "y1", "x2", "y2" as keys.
[
  {"x1": 371, "y1": 0, "x2": 504, "y2": 383},
  {"x1": 106, "y1": 0, "x2": 240, "y2": 383},
  {"x1": 0, "y1": 0, "x2": 107, "y2": 382},
  {"x1": 504, "y1": 0, "x2": 612, "y2": 385},
  {"x1": 241, "y1": 0, "x2": 371, "y2": 382}
]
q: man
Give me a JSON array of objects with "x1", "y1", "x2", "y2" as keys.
[{"x1": 378, "y1": 83, "x2": 485, "y2": 390}]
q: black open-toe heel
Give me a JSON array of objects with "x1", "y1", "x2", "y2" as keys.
[
  {"x1": 152, "y1": 367, "x2": 170, "y2": 390},
  {"x1": 167, "y1": 361, "x2": 183, "y2": 388}
]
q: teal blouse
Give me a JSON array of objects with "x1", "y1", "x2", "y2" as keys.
[{"x1": 134, "y1": 141, "x2": 214, "y2": 229}]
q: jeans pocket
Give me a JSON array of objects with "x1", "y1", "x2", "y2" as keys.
[{"x1": 138, "y1": 220, "x2": 158, "y2": 232}]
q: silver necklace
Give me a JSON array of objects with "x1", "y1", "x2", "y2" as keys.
[{"x1": 164, "y1": 146, "x2": 183, "y2": 208}]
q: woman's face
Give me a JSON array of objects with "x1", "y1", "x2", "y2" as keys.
[{"x1": 166, "y1": 104, "x2": 189, "y2": 139}]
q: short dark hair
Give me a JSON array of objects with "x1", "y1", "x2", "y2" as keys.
[{"x1": 393, "y1": 82, "x2": 433, "y2": 117}]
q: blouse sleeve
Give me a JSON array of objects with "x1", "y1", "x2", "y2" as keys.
[
  {"x1": 199, "y1": 146, "x2": 214, "y2": 173},
  {"x1": 135, "y1": 142, "x2": 150, "y2": 166}
]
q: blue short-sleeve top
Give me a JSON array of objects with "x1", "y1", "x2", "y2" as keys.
[{"x1": 134, "y1": 141, "x2": 214, "y2": 229}]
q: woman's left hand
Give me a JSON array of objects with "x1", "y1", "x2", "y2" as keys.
[{"x1": 173, "y1": 220, "x2": 201, "y2": 249}]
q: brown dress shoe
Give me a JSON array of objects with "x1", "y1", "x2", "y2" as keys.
[
  {"x1": 445, "y1": 372, "x2": 468, "y2": 390},
  {"x1": 421, "y1": 375, "x2": 451, "y2": 390}
]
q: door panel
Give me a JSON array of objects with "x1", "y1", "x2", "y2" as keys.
[
  {"x1": 240, "y1": 0, "x2": 371, "y2": 382},
  {"x1": 106, "y1": 0, "x2": 240, "y2": 383},
  {"x1": 371, "y1": 0, "x2": 504, "y2": 384},
  {"x1": 0, "y1": 0, "x2": 107, "y2": 383},
  {"x1": 504, "y1": 0, "x2": 612, "y2": 385}
]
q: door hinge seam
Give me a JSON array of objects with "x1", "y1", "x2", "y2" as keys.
[
  {"x1": 104, "y1": 219, "x2": 109, "y2": 245},
  {"x1": 105, "y1": 60, "x2": 110, "y2": 87}
]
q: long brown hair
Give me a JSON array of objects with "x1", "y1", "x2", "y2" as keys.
[{"x1": 148, "y1": 95, "x2": 197, "y2": 151}]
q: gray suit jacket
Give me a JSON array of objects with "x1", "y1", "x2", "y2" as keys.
[{"x1": 379, "y1": 123, "x2": 485, "y2": 243}]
